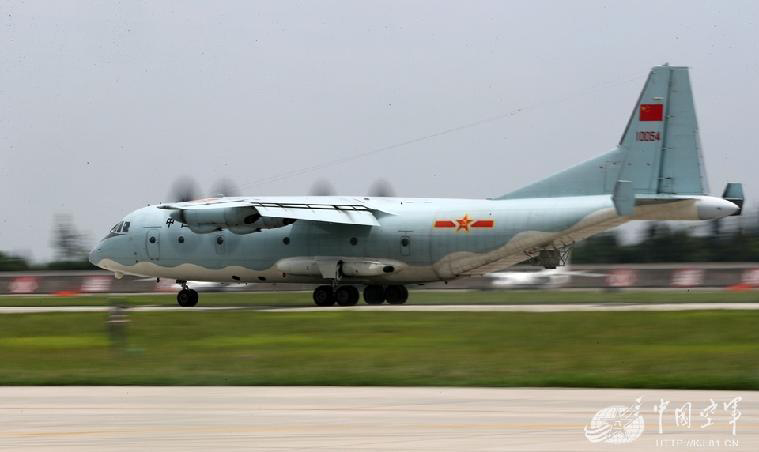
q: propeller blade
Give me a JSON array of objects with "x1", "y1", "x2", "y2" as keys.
[
  {"x1": 367, "y1": 179, "x2": 395, "y2": 197},
  {"x1": 310, "y1": 179, "x2": 336, "y2": 196},
  {"x1": 170, "y1": 176, "x2": 200, "y2": 202},
  {"x1": 210, "y1": 178, "x2": 240, "y2": 198}
]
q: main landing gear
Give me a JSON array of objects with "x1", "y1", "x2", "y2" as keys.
[
  {"x1": 313, "y1": 285, "x2": 360, "y2": 306},
  {"x1": 176, "y1": 281, "x2": 198, "y2": 307},
  {"x1": 312, "y1": 284, "x2": 408, "y2": 307}
]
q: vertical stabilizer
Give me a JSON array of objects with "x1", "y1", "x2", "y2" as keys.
[{"x1": 499, "y1": 65, "x2": 709, "y2": 199}]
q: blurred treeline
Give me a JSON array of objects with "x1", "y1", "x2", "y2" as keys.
[
  {"x1": 0, "y1": 251, "x2": 95, "y2": 271},
  {"x1": 574, "y1": 212, "x2": 759, "y2": 263},
  {"x1": 0, "y1": 214, "x2": 96, "y2": 271}
]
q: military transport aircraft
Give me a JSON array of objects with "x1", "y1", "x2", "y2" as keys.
[{"x1": 90, "y1": 65, "x2": 743, "y2": 307}]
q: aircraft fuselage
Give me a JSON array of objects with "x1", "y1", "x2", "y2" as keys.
[{"x1": 90, "y1": 194, "x2": 735, "y2": 285}]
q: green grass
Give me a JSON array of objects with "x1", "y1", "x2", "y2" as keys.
[
  {"x1": 1, "y1": 289, "x2": 759, "y2": 307},
  {"x1": 0, "y1": 310, "x2": 756, "y2": 388}
]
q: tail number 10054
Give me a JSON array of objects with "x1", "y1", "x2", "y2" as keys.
[{"x1": 636, "y1": 131, "x2": 661, "y2": 141}]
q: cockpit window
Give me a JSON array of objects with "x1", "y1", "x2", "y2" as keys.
[{"x1": 104, "y1": 220, "x2": 129, "y2": 240}]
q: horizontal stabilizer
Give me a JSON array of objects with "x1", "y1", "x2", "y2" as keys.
[{"x1": 722, "y1": 183, "x2": 744, "y2": 216}]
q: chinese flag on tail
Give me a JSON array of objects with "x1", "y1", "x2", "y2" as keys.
[{"x1": 640, "y1": 104, "x2": 664, "y2": 121}]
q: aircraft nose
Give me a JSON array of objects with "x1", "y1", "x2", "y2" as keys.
[{"x1": 89, "y1": 245, "x2": 102, "y2": 267}]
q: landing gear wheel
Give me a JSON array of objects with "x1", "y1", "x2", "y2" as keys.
[
  {"x1": 177, "y1": 288, "x2": 198, "y2": 307},
  {"x1": 335, "y1": 286, "x2": 360, "y2": 306},
  {"x1": 188, "y1": 289, "x2": 199, "y2": 306},
  {"x1": 363, "y1": 285, "x2": 386, "y2": 304},
  {"x1": 313, "y1": 285, "x2": 336, "y2": 307},
  {"x1": 385, "y1": 285, "x2": 408, "y2": 305}
]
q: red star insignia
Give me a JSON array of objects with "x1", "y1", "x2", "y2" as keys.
[{"x1": 456, "y1": 214, "x2": 472, "y2": 232}]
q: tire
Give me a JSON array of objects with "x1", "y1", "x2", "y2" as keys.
[
  {"x1": 363, "y1": 285, "x2": 385, "y2": 304},
  {"x1": 187, "y1": 289, "x2": 199, "y2": 307},
  {"x1": 177, "y1": 289, "x2": 196, "y2": 307},
  {"x1": 398, "y1": 285, "x2": 408, "y2": 303},
  {"x1": 385, "y1": 285, "x2": 408, "y2": 304},
  {"x1": 313, "y1": 285, "x2": 335, "y2": 307},
  {"x1": 335, "y1": 286, "x2": 359, "y2": 306}
]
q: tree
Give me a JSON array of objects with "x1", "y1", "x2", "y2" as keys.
[
  {"x1": 0, "y1": 251, "x2": 30, "y2": 271},
  {"x1": 51, "y1": 214, "x2": 89, "y2": 262}
]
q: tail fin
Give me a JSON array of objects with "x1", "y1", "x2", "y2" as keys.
[{"x1": 499, "y1": 65, "x2": 709, "y2": 199}]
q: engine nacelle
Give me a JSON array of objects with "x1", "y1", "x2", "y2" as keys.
[{"x1": 169, "y1": 207, "x2": 295, "y2": 234}]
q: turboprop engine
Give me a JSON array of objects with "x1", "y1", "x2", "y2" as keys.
[{"x1": 168, "y1": 206, "x2": 295, "y2": 234}]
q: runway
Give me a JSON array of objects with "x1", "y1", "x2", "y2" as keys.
[
  {"x1": 267, "y1": 302, "x2": 759, "y2": 312},
  {"x1": 1, "y1": 303, "x2": 759, "y2": 314},
  {"x1": 0, "y1": 387, "x2": 755, "y2": 451}
]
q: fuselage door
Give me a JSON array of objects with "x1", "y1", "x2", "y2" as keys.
[{"x1": 145, "y1": 229, "x2": 160, "y2": 260}]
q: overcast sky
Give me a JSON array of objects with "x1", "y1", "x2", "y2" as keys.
[{"x1": 2, "y1": 1, "x2": 758, "y2": 262}]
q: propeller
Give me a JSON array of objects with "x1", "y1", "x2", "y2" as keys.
[
  {"x1": 367, "y1": 179, "x2": 396, "y2": 197},
  {"x1": 310, "y1": 179, "x2": 336, "y2": 196},
  {"x1": 308, "y1": 178, "x2": 397, "y2": 197},
  {"x1": 209, "y1": 178, "x2": 240, "y2": 198},
  {"x1": 169, "y1": 176, "x2": 200, "y2": 202}
]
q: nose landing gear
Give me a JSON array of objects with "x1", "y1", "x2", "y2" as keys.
[{"x1": 176, "y1": 281, "x2": 199, "y2": 307}]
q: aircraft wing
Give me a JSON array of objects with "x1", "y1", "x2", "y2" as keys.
[
  {"x1": 156, "y1": 196, "x2": 397, "y2": 227},
  {"x1": 250, "y1": 201, "x2": 380, "y2": 226}
]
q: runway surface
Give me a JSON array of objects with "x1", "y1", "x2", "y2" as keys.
[
  {"x1": 0, "y1": 387, "x2": 755, "y2": 451},
  {"x1": 268, "y1": 302, "x2": 759, "y2": 312},
  {"x1": 1, "y1": 303, "x2": 759, "y2": 314}
]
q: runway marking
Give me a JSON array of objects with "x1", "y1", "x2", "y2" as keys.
[
  {"x1": 0, "y1": 306, "x2": 243, "y2": 314},
  {"x1": 0, "y1": 303, "x2": 759, "y2": 314},
  {"x1": 264, "y1": 303, "x2": 759, "y2": 312}
]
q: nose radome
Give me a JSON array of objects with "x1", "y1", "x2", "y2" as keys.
[{"x1": 88, "y1": 246, "x2": 101, "y2": 266}]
